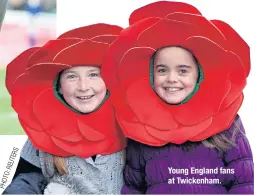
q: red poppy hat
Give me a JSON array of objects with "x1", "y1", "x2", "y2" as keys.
[
  {"x1": 6, "y1": 24, "x2": 126, "y2": 157},
  {"x1": 102, "y1": 11, "x2": 250, "y2": 146},
  {"x1": 5, "y1": 47, "x2": 39, "y2": 95}
]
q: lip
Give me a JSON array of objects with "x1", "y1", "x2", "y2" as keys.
[
  {"x1": 76, "y1": 95, "x2": 95, "y2": 101},
  {"x1": 163, "y1": 87, "x2": 183, "y2": 95},
  {"x1": 163, "y1": 87, "x2": 183, "y2": 93}
]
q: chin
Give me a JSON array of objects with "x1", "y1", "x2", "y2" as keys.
[
  {"x1": 73, "y1": 106, "x2": 94, "y2": 114},
  {"x1": 164, "y1": 98, "x2": 184, "y2": 105},
  {"x1": 167, "y1": 101, "x2": 181, "y2": 105},
  {"x1": 80, "y1": 108, "x2": 95, "y2": 113}
]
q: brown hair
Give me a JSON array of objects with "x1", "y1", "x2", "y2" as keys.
[
  {"x1": 53, "y1": 156, "x2": 68, "y2": 175},
  {"x1": 201, "y1": 118, "x2": 242, "y2": 152},
  {"x1": 179, "y1": 118, "x2": 243, "y2": 153}
]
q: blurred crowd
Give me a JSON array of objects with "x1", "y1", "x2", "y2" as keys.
[
  {"x1": 0, "y1": 0, "x2": 56, "y2": 65},
  {"x1": 7, "y1": 0, "x2": 56, "y2": 13}
]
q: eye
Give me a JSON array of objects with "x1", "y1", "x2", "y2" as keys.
[
  {"x1": 67, "y1": 74, "x2": 77, "y2": 79},
  {"x1": 88, "y1": 73, "x2": 100, "y2": 77},
  {"x1": 179, "y1": 69, "x2": 188, "y2": 74},
  {"x1": 157, "y1": 68, "x2": 167, "y2": 73}
]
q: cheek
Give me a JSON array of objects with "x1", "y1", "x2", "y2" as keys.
[
  {"x1": 183, "y1": 76, "x2": 198, "y2": 89},
  {"x1": 154, "y1": 74, "x2": 165, "y2": 87},
  {"x1": 93, "y1": 80, "x2": 107, "y2": 94},
  {"x1": 153, "y1": 75, "x2": 166, "y2": 95},
  {"x1": 60, "y1": 83, "x2": 76, "y2": 96}
]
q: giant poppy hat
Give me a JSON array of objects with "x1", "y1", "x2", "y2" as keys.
[
  {"x1": 6, "y1": 23, "x2": 126, "y2": 157},
  {"x1": 101, "y1": 2, "x2": 250, "y2": 146}
]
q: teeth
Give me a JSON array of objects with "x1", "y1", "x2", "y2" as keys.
[
  {"x1": 165, "y1": 88, "x2": 181, "y2": 92},
  {"x1": 77, "y1": 95, "x2": 93, "y2": 100}
]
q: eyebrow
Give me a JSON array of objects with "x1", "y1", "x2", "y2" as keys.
[
  {"x1": 62, "y1": 70, "x2": 77, "y2": 75},
  {"x1": 87, "y1": 69, "x2": 100, "y2": 72},
  {"x1": 155, "y1": 64, "x2": 167, "y2": 68},
  {"x1": 62, "y1": 68, "x2": 100, "y2": 75},
  {"x1": 155, "y1": 64, "x2": 192, "y2": 69},
  {"x1": 178, "y1": 65, "x2": 192, "y2": 69}
]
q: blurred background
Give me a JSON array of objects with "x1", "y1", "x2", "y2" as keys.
[{"x1": 0, "y1": 0, "x2": 56, "y2": 134}]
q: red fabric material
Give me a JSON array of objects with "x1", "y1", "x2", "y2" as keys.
[
  {"x1": 6, "y1": 24, "x2": 126, "y2": 157},
  {"x1": 102, "y1": 3, "x2": 250, "y2": 146}
]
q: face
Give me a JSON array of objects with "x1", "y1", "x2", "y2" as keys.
[
  {"x1": 59, "y1": 66, "x2": 107, "y2": 113},
  {"x1": 153, "y1": 47, "x2": 199, "y2": 104}
]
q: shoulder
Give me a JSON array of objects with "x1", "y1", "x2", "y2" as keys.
[
  {"x1": 126, "y1": 139, "x2": 167, "y2": 162},
  {"x1": 21, "y1": 139, "x2": 57, "y2": 178},
  {"x1": 20, "y1": 139, "x2": 41, "y2": 168},
  {"x1": 126, "y1": 139, "x2": 146, "y2": 154},
  {"x1": 223, "y1": 115, "x2": 253, "y2": 162}
]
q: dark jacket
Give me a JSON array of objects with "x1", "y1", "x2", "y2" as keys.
[
  {"x1": 122, "y1": 115, "x2": 254, "y2": 194},
  {"x1": 3, "y1": 157, "x2": 47, "y2": 194}
]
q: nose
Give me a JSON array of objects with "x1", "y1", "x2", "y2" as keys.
[
  {"x1": 77, "y1": 79, "x2": 90, "y2": 91},
  {"x1": 166, "y1": 72, "x2": 178, "y2": 83}
]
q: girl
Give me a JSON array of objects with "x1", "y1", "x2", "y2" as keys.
[
  {"x1": 100, "y1": 2, "x2": 254, "y2": 194},
  {"x1": 4, "y1": 24, "x2": 126, "y2": 194}
]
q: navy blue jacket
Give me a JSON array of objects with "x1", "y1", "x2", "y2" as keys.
[{"x1": 3, "y1": 157, "x2": 47, "y2": 194}]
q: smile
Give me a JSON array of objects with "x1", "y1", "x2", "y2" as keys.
[
  {"x1": 76, "y1": 95, "x2": 94, "y2": 100},
  {"x1": 164, "y1": 87, "x2": 183, "y2": 92}
]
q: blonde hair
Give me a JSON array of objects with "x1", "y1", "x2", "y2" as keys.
[
  {"x1": 180, "y1": 118, "x2": 243, "y2": 153},
  {"x1": 53, "y1": 156, "x2": 68, "y2": 175},
  {"x1": 201, "y1": 119, "x2": 242, "y2": 152}
]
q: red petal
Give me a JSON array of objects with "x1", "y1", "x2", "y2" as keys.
[
  {"x1": 12, "y1": 84, "x2": 45, "y2": 131},
  {"x1": 51, "y1": 137, "x2": 112, "y2": 158},
  {"x1": 60, "y1": 132, "x2": 83, "y2": 142},
  {"x1": 137, "y1": 19, "x2": 199, "y2": 49},
  {"x1": 103, "y1": 129, "x2": 127, "y2": 154},
  {"x1": 32, "y1": 88, "x2": 81, "y2": 139},
  {"x1": 227, "y1": 52, "x2": 246, "y2": 83},
  {"x1": 118, "y1": 47, "x2": 156, "y2": 89},
  {"x1": 77, "y1": 120, "x2": 106, "y2": 141},
  {"x1": 191, "y1": 94, "x2": 243, "y2": 141},
  {"x1": 90, "y1": 35, "x2": 120, "y2": 44},
  {"x1": 5, "y1": 47, "x2": 39, "y2": 94},
  {"x1": 129, "y1": 1, "x2": 202, "y2": 25},
  {"x1": 19, "y1": 119, "x2": 70, "y2": 156},
  {"x1": 117, "y1": 114, "x2": 166, "y2": 146},
  {"x1": 57, "y1": 24, "x2": 122, "y2": 40},
  {"x1": 211, "y1": 20, "x2": 250, "y2": 77},
  {"x1": 27, "y1": 39, "x2": 82, "y2": 67},
  {"x1": 145, "y1": 117, "x2": 212, "y2": 144},
  {"x1": 25, "y1": 63, "x2": 69, "y2": 86},
  {"x1": 166, "y1": 13, "x2": 226, "y2": 48},
  {"x1": 126, "y1": 80, "x2": 178, "y2": 130},
  {"x1": 53, "y1": 40, "x2": 110, "y2": 66},
  {"x1": 220, "y1": 81, "x2": 246, "y2": 110}
]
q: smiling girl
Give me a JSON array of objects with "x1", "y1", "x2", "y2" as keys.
[
  {"x1": 58, "y1": 66, "x2": 107, "y2": 114},
  {"x1": 153, "y1": 46, "x2": 200, "y2": 105},
  {"x1": 100, "y1": 2, "x2": 254, "y2": 193},
  {"x1": 4, "y1": 24, "x2": 126, "y2": 194}
]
